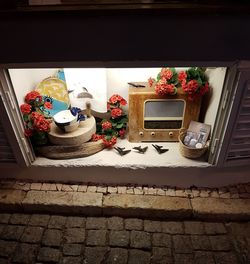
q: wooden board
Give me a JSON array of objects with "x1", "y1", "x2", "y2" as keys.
[
  {"x1": 48, "y1": 116, "x2": 96, "y2": 145},
  {"x1": 35, "y1": 140, "x2": 105, "y2": 159}
]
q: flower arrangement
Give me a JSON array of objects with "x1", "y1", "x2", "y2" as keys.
[
  {"x1": 178, "y1": 67, "x2": 210, "y2": 101},
  {"x1": 20, "y1": 91, "x2": 52, "y2": 146},
  {"x1": 148, "y1": 67, "x2": 178, "y2": 96},
  {"x1": 92, "y1": 94, "x2": 128, "y2": 148},
  {"x1": 148, "y1": 67, "x2": 210, "y2": 101}
]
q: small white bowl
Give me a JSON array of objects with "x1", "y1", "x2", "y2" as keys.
[{"x1": 54, "y1": 110, "x2": 78, "y2": 131}]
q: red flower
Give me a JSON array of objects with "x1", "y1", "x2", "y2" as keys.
[
  {"x1": 109, "y1": 94, "x2": 123, "y2": 104},
  {"x1": 148, "y1": 77, "x2": 155, "y2": 87},
  {"x1": 178, "y1": 71, "x2": 187, "y2": 84},
  {"x1": 199, "y1": 82, "x2": 210, "y2": 96},
  {"x1": 34, "y1": 117, "x2": 50, "y2": 132},
  {"x1": 30, "y1": 111, "x2": 43, "y2": 121},
  {"x1": 111, "y1": 108, "x2": 122, "y2": 118},
  {"x1": 44, "y1": 102, "x2": 53, "y2": 109},
  {"x1": 24, "y1": 128, "x2": 33, "y2": 137},
  {"x1": 20, "y1": 103, "x2": 31, "y2": 114},
  {"x1": 25, "y1": 91, "x2": 42, "y2": 103},
  {"x1": 182, "y1": 80, "x2": 199, "y2": 95},
  {"x1": 92, "y1": 133, "x2": 104, "y2": 141},
  {"x1": 103, "y1": 136, "x2": 117, "y2": 148},
  {"x1": 120, "y1": 98, "x2": 127, "y2": 106},
  {"x1": 109, "y1": 94, "x2": 127, "y2": 106},
  {"x1": 102, "y1": 121, "x2": 112, "y2": 130},
  {"x1": 160, "y1": 68, "x2": 173, "y2": 80},
  {"x1": 155, "y1": 82, "x2": 176, "y2": 96},
  {"x1": 179, "y1": 68, "x2": 210, "y2": 100},
  {"x1": 30, "y1": 112, "x2": 50, "y2": 132},
  {"x1": 118, "y1": 128, "x2": 126, "y2": 138},
  {"x1": 178, "y1": 71, "x2": 187, "y2": 86}
]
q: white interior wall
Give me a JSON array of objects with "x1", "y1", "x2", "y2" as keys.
[
  {"x1": 204, "y1": 67, "x2": 227, "y2": 132},
  {"x1": 106, "y1": 68, "x2": 160, "y2": 97},
  {"x1": 9, "y1": 67, "x2": 162, "y2": 109},
  {"x1": 9, "y1": 69, "x2": 59, "y2": 105}
]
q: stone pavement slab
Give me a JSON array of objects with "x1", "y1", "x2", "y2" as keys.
[{"x1": 0, "y1": 213, "x2": 249, "y2": 264}]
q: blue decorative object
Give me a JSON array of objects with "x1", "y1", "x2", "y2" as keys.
[
  {"x1": 57, "y1": 69, "x2": 66, "y2": 82},
  {"x1": 43, "y1": 96, "x2": 69, "y2": 117},
  {"x1": 36, "y1": 77, "x2": 70, "y2": 117},
  {"x1": 70, "y1": 107, "x2": 86, "y2": 122}
]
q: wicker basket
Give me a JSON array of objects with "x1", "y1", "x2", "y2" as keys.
[{"x1": 178, "y1": 129, "x2": 209, "y2": 159}]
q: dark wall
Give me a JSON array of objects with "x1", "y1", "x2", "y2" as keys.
[{"x1": 0, "y1": 10, "x2": 250, "y2": 65}]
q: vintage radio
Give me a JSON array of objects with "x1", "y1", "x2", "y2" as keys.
[{"x1": 128, "y1": 83, "x2": 201, "y2": 142}]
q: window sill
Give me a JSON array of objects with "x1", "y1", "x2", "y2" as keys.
[{"x1": 33, "y1": 139, "x2": 211, "y2": 169}]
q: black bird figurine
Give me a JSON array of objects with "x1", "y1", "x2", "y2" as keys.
[
  {"x1": 133, "y1": 146, "x2": 148, "y2": 154},
  {"x1": 114, "y1": 147, "x2": 131, "y2": 156},
  {"x1": 152, "y1": 144, "x2": 169, "y2": 154}
]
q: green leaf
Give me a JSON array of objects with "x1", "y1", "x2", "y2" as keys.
[
  {"x1": 119, "y1": 117, "x2": 128, "y2": 123},
  {"x1": 105, "y1": 135, "x2": 112, "y2": 140},
  {"x1": 27, "y1": 121, "x2": 33, "y2": 128},
  {"x1": 23, "y1": 115, "x2": 29, "y2": 122},
  {"x1": 116, "y1": 123, "x2": 123, "y2": 129},
  {"x1": 104, "y1": 129, "x2": 113, "y2": 135},
  {"x1": 170, "y1": 74, "x2": 178, "y2": 85},
  {"x1": 156, "y1": 72, "x2": 161, "y2": 81},
  {"x1": 101, "y1": 119, "x2": 108, "y2": 124},
  {"x1": 170, "y1": 68, "x2": 177, "y2": 74},
  {"x1": 197, "y1": 77, "x2": 202, "y2": 87},
  {"x1": 172, "y1": 87, "x2": 178, "y2": 95}
]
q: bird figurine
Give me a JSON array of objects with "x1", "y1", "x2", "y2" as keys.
[
  {"x1": 152, "y1": 144, "x2": 169, "y2": 154},
  {"x1": 133, "y1": 146, "x2": 148, "y2": 154},
  {"x1": 114, "y1": 147, "x2": 131, "y2": 156}
]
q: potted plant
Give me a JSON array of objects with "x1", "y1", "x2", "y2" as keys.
[
  {"x1": 20, "y1": 91, "x2": 53, "y2": 146},
  {"x1": 148, "y1": 67, "x2": 179, "y2": 95},
  {"x1": 92, "y1": 94, "x2": 128, "y2": 147},
  {"x1": 178, "y1": 67, "x2": 210, "y2": 101}
]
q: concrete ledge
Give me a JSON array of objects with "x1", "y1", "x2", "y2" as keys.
[
  {"x1": 103, "y1": 194, "x2": 192, "y2": 219},
  {"x1": 0, "y1": 190, "x2": 26, "y2": 211},
  {"x1": 0, "y1": 189, "x2": 250, "y2": 221},
  {"x1": 191, "y1": 197, "x2": 250, "y2": 221},
  {"x1": 22, "y1": 191, "x2": 103, "y2": 215}
]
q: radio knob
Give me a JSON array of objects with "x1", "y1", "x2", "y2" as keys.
[
  {"x1": 169, "y1": 132, "x2": 173, "y2": 137},
  {"x1": 151, "y1": 132, "x2": 155, "y2": 136},
  {"x1": 139, "y1": 131, "x2": 144, "y2": 136}
]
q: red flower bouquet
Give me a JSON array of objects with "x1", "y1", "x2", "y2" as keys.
[
  {"x1": 148, "y1": 68, "x2": 178, "y2": 96},
  {"x1": 178, "y1": 67, "x2": 210, "y2": 101},
  {"x1": 92, "y1": 94, "x2": 128, "y2": 148},
  {"x1": 20, "y1": 91, "x2": 52, "y2": 146}
]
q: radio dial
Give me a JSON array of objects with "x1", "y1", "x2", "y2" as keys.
[
  {"x1": 139, "y1": 131, "x2": 144, "y2": 136},
  {"x1": 169, "y1": 132, "x2": 173, "y2": 137},
  {"x1": 151, "y1": 132, "x2": 155, "y2": 136}
]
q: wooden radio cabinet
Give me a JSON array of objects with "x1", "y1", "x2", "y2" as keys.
[{"x1": 128, "y1": 83, "x2": 201, "y2": 142}]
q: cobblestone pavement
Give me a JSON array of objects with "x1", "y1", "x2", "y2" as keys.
[
  {"x1": 0, "y1": 213, "x2": 249, "y2": 264},
  {"x1": 1, "y1": 180, "x2": 250, "y2": 199}
]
